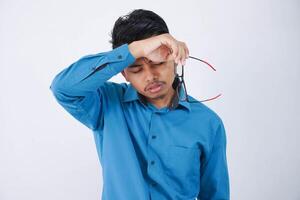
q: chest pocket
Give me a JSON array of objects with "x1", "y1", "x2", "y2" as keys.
[{"x1": 163, "y1": 145, "x2": 201, "y2": 195}]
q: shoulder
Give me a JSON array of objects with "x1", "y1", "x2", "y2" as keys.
[
  {"x1": 187, "y1": 95, "x2": 224, "y2": 126},
  {"x1": 98, "y1": 81, "x2": 129, "y2": 100},
  {"x1": 187, "y1": 96, "x2": 226, "y2": 146},
  {"x1": 100, "y1": 81, "x2": 129, "y2": 91}
]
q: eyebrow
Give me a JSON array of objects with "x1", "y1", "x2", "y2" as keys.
[{"x1": 128, "y1": 60, "x2": 164, "y2": 68}]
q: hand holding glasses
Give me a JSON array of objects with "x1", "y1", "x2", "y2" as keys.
[{"x1": 175, "y1": 56, "x2": 222, "y2": 103}]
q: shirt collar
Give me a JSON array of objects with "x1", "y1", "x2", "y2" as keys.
[{"x1": 122, "y1": 81, "x2": 191, "y2": 112}]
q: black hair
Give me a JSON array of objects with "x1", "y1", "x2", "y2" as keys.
[{"x1": 109, "y1": 9, "x2": 169, "y2": 49}]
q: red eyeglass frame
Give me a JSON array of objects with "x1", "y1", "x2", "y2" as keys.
[{"x1": 177, "y1": 55, "x2": 222, "y2": 103}]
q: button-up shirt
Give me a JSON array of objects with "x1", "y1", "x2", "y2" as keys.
[{"x1": 50, "y1": 43, "x2": 230, "y2": 200}]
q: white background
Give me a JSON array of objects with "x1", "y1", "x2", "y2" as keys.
[{"x1": 1, "y1": 0, "x2": 299, "y2": 199}]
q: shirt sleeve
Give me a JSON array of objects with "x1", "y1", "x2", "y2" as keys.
[
  {"x1": 197, "y1": 118, "x2": 230, "y2": 200},
  {"x1": 49, "y1": 43, "x2": 136, "y2": 130}
]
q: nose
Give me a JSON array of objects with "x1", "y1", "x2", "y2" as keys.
[{"x1": 144, "y1": 65, "x2": 158, "y2": 83}]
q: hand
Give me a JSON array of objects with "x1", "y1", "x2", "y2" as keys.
[{"x1": 128, "y1": 33, "x2": 189, "y2": 66}]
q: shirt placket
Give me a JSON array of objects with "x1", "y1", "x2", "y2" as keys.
[{"x1": 146, "y1": 105, "x2": 169, "y2": 200}]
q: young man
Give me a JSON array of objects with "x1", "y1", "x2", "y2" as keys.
[{"x1": 50, "y1": 9, "x2": 229, "y2": 200}]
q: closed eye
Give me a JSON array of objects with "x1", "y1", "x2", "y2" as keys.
[
  {"x1": 128, "y1": 62, "x2": 165, "y2": 73},
  {"x1": 129, "y1": 68, "x2": 142, "y2": 73},
  {"x1": 152, "y1": 62, "x2": 165, "y2": 65},
  {"x1": 128, "y1": 65, "x2": 142, "y2": 73},
  {"x1": 132, "y1": 70, "x2": 141, "y2": 73}
]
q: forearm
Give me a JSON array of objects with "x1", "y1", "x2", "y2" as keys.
[
  {"x1": 50, "y1": 43, "x2": 136, "y2": 95},
  {"x1": 49, "y1": 43, "x2": 136, "y2": 130}
]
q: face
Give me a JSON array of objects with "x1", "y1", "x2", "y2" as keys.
[{"x1": 122, "y1": 56, "x2": 177, "y2": 101}]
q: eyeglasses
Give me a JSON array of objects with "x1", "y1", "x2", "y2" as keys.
[{"x1": 175, "y1": 56, "x2": 222, "y2": 103}]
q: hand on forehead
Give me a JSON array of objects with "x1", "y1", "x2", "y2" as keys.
[{"x1": 144, "y1": 44, "x2": 173, "y2": 63}]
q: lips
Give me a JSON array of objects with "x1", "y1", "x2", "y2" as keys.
[
  {"x1": 146, "y1": 82, "x2": 164, "y2": 93},
  {"x1": 147, "y1": 83, "x2": 162, "y2": 90},
  {"x1": 148, "y1": 83, "x2": 161, "y2": 90}
]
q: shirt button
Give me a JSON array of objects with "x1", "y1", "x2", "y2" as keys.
[
  {"x1": 152, "y1": 135, "x2": 157, "y2": 139},
  {"x1": 150, "y1": 160, "x2": 155, "y2": 165},
  {"x1": 117, "y1": 55, "x2": 122, "y2": 59}
]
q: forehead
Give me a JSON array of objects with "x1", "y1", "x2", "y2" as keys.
[
  {"x1": 128, "y1": 57, "x2": 152, "y2": 68},
  {"x1": 135, "y1": 57, "x2": 152, "y2": 64}
]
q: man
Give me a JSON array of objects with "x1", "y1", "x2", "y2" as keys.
[{"x1": 50, "y1": 9, "x2": 229, "y2": 200}]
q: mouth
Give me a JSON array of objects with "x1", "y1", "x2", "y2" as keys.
[{"x1": 147, "y1": 83, "x2": 164, "y2": 94}]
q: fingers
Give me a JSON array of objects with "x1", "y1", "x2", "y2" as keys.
[
  {"x1": 176, "y1": 45, "x2": 184, "y2": 65},
  {"x1": 163, "y1": 34, "x2": 189, "y2": 66},
  {"x1": 161, "y1": 37, "x2": 179, "y2": 62},
  {"x1": 174, "y1": 41, "x2": 189, "y2": 66},
  {"x1": 183, "y1": 42, "x2": 189, "y2": 58},
  {"x1": 145, "y1": 33, "x2": 189, "y2": 66}
]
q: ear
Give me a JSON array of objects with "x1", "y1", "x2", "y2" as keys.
[{"x1": 121, "y1": 70, "x2": 129, "y2": 82}]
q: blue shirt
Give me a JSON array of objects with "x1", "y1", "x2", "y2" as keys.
[{"x1": 50, "y1": 43, "x2": 230, "y2": 200}]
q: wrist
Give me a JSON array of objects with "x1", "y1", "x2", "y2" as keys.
[{"x1": 128, "y1": 41, "x2": 143, "y2": 59}]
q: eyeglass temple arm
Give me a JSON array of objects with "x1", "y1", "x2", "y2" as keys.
[
  {"x1": 183, "y1": 56, "x2": 221, "y2": 102},
  {"x1": 199, "y1": 93, "x2": 222, "y2": 102},
  {"x1": 188, "y1": 56, "x2": 216, "y2": 71}
]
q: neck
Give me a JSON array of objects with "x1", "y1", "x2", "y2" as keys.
[{"x1": 146, "y1": 87, "x2": 176, "y2": 109}]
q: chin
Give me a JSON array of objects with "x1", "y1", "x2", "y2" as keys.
[{"x1": 149, "y1": 90, "x2": 168, "y2": 99}]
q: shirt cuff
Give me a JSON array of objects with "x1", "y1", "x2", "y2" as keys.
[{"x1": 105, "y1": 43, "x2": 136, "y2": 74}]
